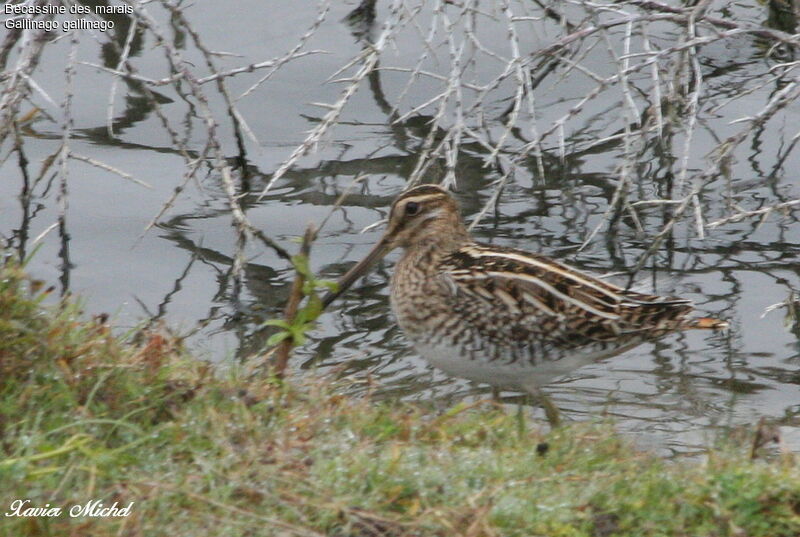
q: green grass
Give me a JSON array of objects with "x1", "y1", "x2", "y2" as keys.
[{"x1": 1, "y1": 256, "x2": 798, "y2": 536}]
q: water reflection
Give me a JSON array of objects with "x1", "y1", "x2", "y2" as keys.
[{"x1": 1, "y1": 0, "x2": 799, "y2": 453}]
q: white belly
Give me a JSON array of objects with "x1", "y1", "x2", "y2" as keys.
[{"x1": 412, "y1": 340, "x2": 620, "y2": 391}]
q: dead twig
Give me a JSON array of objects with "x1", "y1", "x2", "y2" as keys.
[{"x1": 272, "y1": 225, "x2": 318, "y2": 379}]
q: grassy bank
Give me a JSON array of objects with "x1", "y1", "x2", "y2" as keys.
[{"x1": 1, "y1": 257, "x2": 798, "y2": 537}]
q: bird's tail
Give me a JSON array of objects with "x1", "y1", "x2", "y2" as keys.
[{"x1": 683, "y1": 317, "x2": 729, "y2": 330}]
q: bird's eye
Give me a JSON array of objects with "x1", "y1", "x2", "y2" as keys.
[{"x1": 405, "y1": 201, "x2": 420, "y2": 216}]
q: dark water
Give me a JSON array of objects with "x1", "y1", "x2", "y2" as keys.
[{"x1": 1, "y1": 0, "x2": 798, "y2": 454}]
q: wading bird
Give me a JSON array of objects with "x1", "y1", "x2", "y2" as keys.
[{"x1": 323, "y1": 184, "x2": 726, "y2": 425}]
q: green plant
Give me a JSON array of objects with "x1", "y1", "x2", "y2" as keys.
[{"x1": 264, "y1": 253, "x2": 337, "y2": 347}]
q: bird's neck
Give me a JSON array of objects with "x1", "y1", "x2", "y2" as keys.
[{"x1": 400, "y1": 229, "x2": 472, "y2": 269}]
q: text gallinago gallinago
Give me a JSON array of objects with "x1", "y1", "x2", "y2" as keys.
[{"x1": 323, "y1": 184, "x2": 727, "y2": 425}]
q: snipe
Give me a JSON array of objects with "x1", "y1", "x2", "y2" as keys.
[{"x1": 322, "y1": 184, "x2": 726, "y2": 425}]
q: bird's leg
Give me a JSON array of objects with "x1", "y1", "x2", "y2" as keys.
[{"x1": 523, "y1": 383, "x2": 561, "y2": 428}]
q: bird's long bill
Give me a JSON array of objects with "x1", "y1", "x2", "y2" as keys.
[{"x1": 322, "y1": 236, "x2": 393, "y2": 309}]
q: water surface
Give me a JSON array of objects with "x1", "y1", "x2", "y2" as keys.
[{"x1": 1, "y1": 0, "x2": 798, "y2": 454}]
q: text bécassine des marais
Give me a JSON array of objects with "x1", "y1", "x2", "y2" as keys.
[{"x1": 4, "y1": 4, "x2": 132, "y2": 14}]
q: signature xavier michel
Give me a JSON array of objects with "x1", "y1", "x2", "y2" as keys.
[{"x1": 5, "y1": 499, "x2": 134, "y2": 518}]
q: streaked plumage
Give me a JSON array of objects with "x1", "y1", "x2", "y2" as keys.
[{"x1": 323, "y1": 184, "x2": 726, "y2": 424}]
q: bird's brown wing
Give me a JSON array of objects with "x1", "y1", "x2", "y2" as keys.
[{"x1": 443, "y1": 245, "x2": 694, "y2": 344}]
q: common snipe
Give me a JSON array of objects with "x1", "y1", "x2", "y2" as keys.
[{"x1": 323, "y1": 184, "x2": 726, "y2": 425}]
